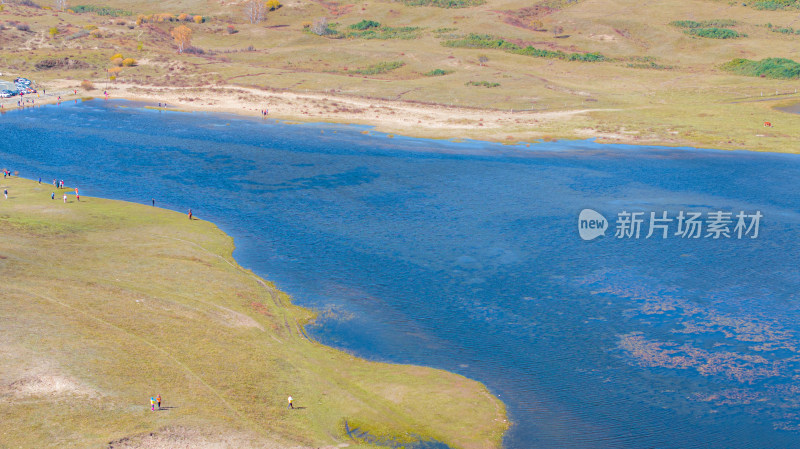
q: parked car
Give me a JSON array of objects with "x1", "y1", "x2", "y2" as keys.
[{"x1": 0, "y1": 90, "x2": 17, "y2": 98}]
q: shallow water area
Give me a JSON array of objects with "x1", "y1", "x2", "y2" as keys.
[
  {"x1": 2, "y1": 100, "x2": 800, "y2": 448},
  {"x1": 777, "y1": 101, "x2": 800, "y2": 115}
]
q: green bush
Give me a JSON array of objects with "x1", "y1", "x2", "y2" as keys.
[
  {"x1": 71, "y1": 5, "x2": 132, "y2": 16},
  {"x1": 442, "y1": 33, "x2": 519, "y2": 50},
  {"x1": 424, "y1": 68, "x2": 452, "y2": 76},
  {"x1": 753, "y1": 0, "x2": 799, "y2": 9},
  {"x1": 350, "y1": 20, "x2": 381, "y2": 30},
  {"x1": 465, "y1": 81, "x2": 499, "y2": 87},
  {"x1": 352, "y1": 61, "x2": 405, "y2": 75},
  {"x1": 721, "y1": 57, "x2": 800, "y2": 78},
  {"x1": 345, "y1": 26, "x2": 421, "y2": 40},
  {"x1": 770, "y1": 25, "x2": 800, "y2": 35},
  {"x1": 670, "y1": 19, "x2": 737, "y2": 28},
  {"x1": 442, "y1": 33, "x2": 605, "y2": 62},
  {"x1": 627, "y1": 61, "x2": 672, "y2": 70},
  {"x1": 686, "y1": 27, "x2": 743, "y2": 38}
]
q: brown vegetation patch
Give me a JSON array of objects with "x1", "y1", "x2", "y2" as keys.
[
  {"x1": 34, "y1": 58, "x2": 92, "y2": 70},
  {"x1": 106, "y1": 426, "x2": 296, "y2": 449},
  {"x1": 249, "y1": 301, "x2": 274, "y2": 317},
  {"x1": 1, "y1": 373, "x2": 94, "y2": 398},
  {"x1": 496, "y1": 6, "x2": 557, "y2": 31},
  {"x1": 309, "y1": 0, "x2": 354, "y2": 16}
]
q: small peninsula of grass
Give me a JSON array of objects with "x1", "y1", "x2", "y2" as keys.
[
  {"x1": 721, "y1": 57, "x2": 800, "y2": 79},
  {"x1": 0, "y1": 178, "x2": 507, "y2": 447}
]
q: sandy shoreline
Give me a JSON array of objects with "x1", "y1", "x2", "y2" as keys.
[{"x1": 2, "y1": 78, "x2": 635, "y2": 144}]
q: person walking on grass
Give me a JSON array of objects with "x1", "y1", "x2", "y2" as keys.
[
  {"x1": 4, "y1": 189, "x2": 7, "y2": 200},
  {"x1": 150, "y1": 397, "x2": 156, "y2": 411},
  {"x1": 287, "y1": 396, "x2": 293, "y2": 409},
  {"x1": 157, "y1": 394, "x2": 161, "y2": 410},
  {"x1": 63, "y1": 194, "x2": 67, "y2": 203},
  {"x1": 51, "y1": 192, "x2": 55, "y2": 200},
  {"x1": 188, "y1": 209, "x2": 192, "y2": 220}
]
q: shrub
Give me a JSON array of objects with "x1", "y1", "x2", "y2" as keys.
[
  {"x1": 35, "y1": 57, "x2": 91, "y2": 69},
  {"x1": 350, "y1": 19, "x2": 380, "y2": 30},
  {"x1": 84, "y1": 24, "x2": 97, "y2": 30},
  {"x1": 721, "y1": 57, "x2": 800, "y2": 78},
  {"x1": 771, "y1": 25, "x2": 800, "y2": 35},
  {"x1": 110, "y1": 52, "x2": 123, "y2": 60},
  {"x1": 122, "y1": 58, "x2": 136, "y2": 66},
  {"x1": 424, "y1": 68, "x2": 452, "y2": 76},
  {"x1": 13, "y1": 0, "x2": 41, "y2": 8},
  {"x1": 16, "y1": 23, "x2": 32, "y2": 31},
  {"x1": 193, "y1": 15, "x2": 203, "y2": 24},
  {"x1": 266, "y1": 0, "x2": 281, "y2": 10},
  {"x1": 48, "y1": 27, "x2": 59, "y2": 37},
  {"x1": 753, "y1": 0, "x2": 799, "y2": 9},
  {"x1": 466, "y1": 80, "x2": 499, "y2": 87},
  {"x1": 136, "y1": 41, "x2": 143, "y2": 51},
  {"x1": 686, "y1": 27, "x2": 742, "y2": 38},
  {"x1": 670, "y1": 19, "x2": 737, "y2": 28},
  {"x1": 80, "y1": 79, "x2": 94, "y2": 90},
  {"x1": 352, "y1": 61, "x2": 405, "y2": 74},
  {"x1": 226, "y1": 24, "x2": 237, "y2": 34},
  {"x1": 183, "y1": 45, "x2": 204, "y2": 54},
  {"x1": 345, "y1": 25, "x2": 421, "y2": 39},
  {"x1": 65, "y1": 29, "x2": 89, "y2": 40},
  {"x1": 311, "y1": 17, "x2": 330, "y2": 35},
  {"x1": 153, "y1": 13, "x2": 175, "y2": 22},
  {"x1": 178, "y1": 13, "x2": 189, "y2": 21},
  {"x1": 443, "y1": 33, "x2": 605, "y2": 62},
  {"x1": 90, "y1": 29, "x2": 102, "y2": 37},
  {"x1": 112, "y1": 57, "x2": 123, "y2": 66},
  {"x1": 301, "y1": 21, "x2": 312, "y2": 28},
  {"x1": 71, "y1": 5, "x2": 131, "y2": 16}
]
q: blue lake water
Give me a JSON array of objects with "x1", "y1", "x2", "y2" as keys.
[{"x1": 3, "y1": 100, "x2": 800, "y2": 448}]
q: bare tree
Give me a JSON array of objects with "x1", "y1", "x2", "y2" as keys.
[
  {"x1": 552, "y1": 25, "x2": 564, "y2": 37},
  {"x1": 478, "y1": 55, "x2": 488, "y2": 66},
  {"x1": 243, "y1": 0, "x2": 266, "y2": 24},
  {"x1": 311, "y1": 17, "x2": 329, "y2": 36},
  {"x1": 54, "y1": 0, "x2": 67, "y2": 11}
]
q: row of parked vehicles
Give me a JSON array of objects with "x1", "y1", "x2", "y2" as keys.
[{"x1": 0, "y1": 77, "x2": 37, "y2": 98}]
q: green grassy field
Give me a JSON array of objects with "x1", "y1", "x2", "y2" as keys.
[
  {"x1": 0, "y1": 178, "x2": 507, "y2": 448},
  {"x1": 1, "y1": 0, "x2": 800, "y2": 151}
]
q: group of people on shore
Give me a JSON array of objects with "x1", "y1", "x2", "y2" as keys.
[{"x1": 149, "y1": 394, "x2": 162, "y2": 411}]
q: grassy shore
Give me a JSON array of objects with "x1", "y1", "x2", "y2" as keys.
[
  {"x1": 0, "y1": 177, "x2": 507, "y2": 448},
  {"x1": 2, "y1": 0, "x2": 800, "y2": 152}
]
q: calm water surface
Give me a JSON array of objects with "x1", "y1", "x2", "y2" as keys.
[{"x1": 3, "y1": 100, "x2": 800, "y2": 448}]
